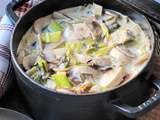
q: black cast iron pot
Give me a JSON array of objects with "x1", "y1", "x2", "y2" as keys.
[{"x1": 7, "y1": 0, "x2": 160, "y2": 120}]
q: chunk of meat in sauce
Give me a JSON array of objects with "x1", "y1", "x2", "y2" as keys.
[
  {"x1": 110, "y1": 29, "x2": 135, "y2": 45},
  {"x1": 98, "y1": 67, "x2": 126, "y2": 90},
  {"x1": 110, "y1": 46, "x2": 135, "y2": 65}
]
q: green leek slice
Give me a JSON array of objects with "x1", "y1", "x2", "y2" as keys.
[
  {"x1": 65, "y1": 41, "x2": 84, "y2": 57},
  {"x1": 26, "y1": 66, "x2": 37, "y2": 76},
  {"x1": 48, "y1": 21, "x2": 64, "y2": 32},
  {"x1": 75, "y1": 42, "x2": 84, "y2": 53},
  {"x1": 51, "y1": 73, "x2": 72, "y2": 88},
  {"x1": 95, "y1": 46, "x2": 111, "y2": 56},
  {"x1": 41, "y1": 31, "x2": 62, "y2": 43},
  {"x1": 65, "y1": 41, "x2": 85, "y2": 65},
  {"x1": 85, "y1": 38, "x2": 95, "y2": 47},
  {"x1": 36, "y1": 57, "x2": 48, "y2": 72},
  {"x1": 98, "y1": 42, "x2": 107, "y2": 48},
  {"x1": 42, "y1": 21, "x2": 64, "y2": 43},
  {"x1": 31, "y1": 72, "x2": 41, "y2": 81},
  {"x1": 85, "y1": 47, "x2": 97, "y2": 55},
  {"x1": 100, "y1": 23, "x2": 110, "y2": 39}
]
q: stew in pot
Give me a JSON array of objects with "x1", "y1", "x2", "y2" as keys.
[{"x1": 16, "y1": 3, "x2": 151, "y2": 94}]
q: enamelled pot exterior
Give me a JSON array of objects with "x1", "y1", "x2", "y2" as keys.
[{"x1": 9, "y1": 0, "x2": 160, "y2": 120}]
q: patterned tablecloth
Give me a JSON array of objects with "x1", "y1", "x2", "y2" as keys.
[{"x1": 0, "y1": 0, "x2": 160, "y2": 120}]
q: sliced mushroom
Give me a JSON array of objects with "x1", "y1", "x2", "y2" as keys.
[
  {"x1": 98, "y1": 66, "x2": 126, "y2": 89},
  {"x1": 43, "y1": 48, "x2": 66, "y2": 63},
  {"x1": 17, "y1": 38, "x2": 27, "y2": 56},
  {"x1": 69, "y1": 77, "x2": 82, "y2": 86},
  {"x1": 71, "y1": 66, "x2": 99, "y2": 77},
  {"x1": 17, "y1": 50, "x2": 25, "y2": 64},
  {"x1": 111, "y1": 29, "x2": 135, "y2": 45},
  {"x1": 74, "y1": 53, "x2": 93, "y2": 65},
  {"x1": 63, "y1": 22, "x2": 92, "y2": 42},
  {"x1": 43, "y1": 50, "x2": 57, "y2": 63},
  {"x1": 69, "y1": 66, "x2": 99, "y2": 85},
  {"x1": 75, "y1": 53, "x2": 111, "y2": 69},
  {"x1": 93, "y1": 56, "x2": 112, "y2": 67},
  {"x1": 52, "y1": 48, "x2": 66, "y2": 59},
  {"x1": 110, "y1": 46, "x2": 135, "y2": 65},
  {"x1": 22, "y1": 54, "x2": 38, "y2": 70},
  {"x1": 87, "y1": 21, "x2": 103, "y2": 40},
  {"x1": 17, "y1": 29, "x2": 39, "y2": 64},
  {"x1": 17, "y1": 29, "x2": 37, "y2": 55},
  {"x1": 33, "y1": 15, "x2": 52, "y2": 34},
  {"x1": 73, "y1": 22, "x2": 92, "y2": 39}
]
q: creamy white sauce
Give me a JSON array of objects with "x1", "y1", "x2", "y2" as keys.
[{"x1": 17, "y1": 3, "x2": 151, "y2": 94}]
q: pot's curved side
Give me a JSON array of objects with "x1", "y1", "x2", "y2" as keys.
[{"x1": 10, "y1": 0, "x2": 157, "y2": 120}]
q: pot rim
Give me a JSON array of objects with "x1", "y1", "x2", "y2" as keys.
[{"x1": 10, "y1": 1, "x2": 155, "y2": 96}]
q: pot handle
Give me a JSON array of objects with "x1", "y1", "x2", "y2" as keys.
[
  {"x1": 111, "y1": 80, "x2": 160, "y2": 118},
  {"x1": 5, "y1": 0, "x2": 29, "y2": 24}
]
